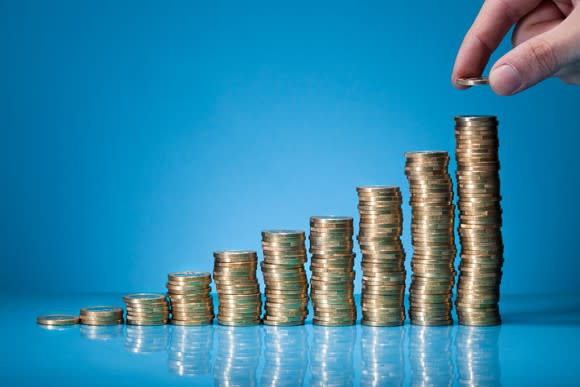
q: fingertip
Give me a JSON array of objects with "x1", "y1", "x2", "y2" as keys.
[{"x1": 489, "y1": 63, "x2": 523, "y2": 96}]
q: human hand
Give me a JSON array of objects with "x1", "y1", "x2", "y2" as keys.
[{"x1": 452, "y1": 0, "x2": 580, "y2": 95}]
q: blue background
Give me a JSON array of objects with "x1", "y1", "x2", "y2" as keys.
[{"x1": 1, "y1": 0, "x2": 579, "y2": 295}]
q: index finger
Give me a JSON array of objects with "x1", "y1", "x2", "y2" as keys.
[{"x1": 451, "y1": 0, "x2": 542, "y2": 88}]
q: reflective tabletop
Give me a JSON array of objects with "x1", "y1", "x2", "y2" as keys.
[{"x1": 1, "y1": 293, "x2": 579, "y2": 385}]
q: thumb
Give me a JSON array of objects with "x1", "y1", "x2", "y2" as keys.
[{"x1": 489, "y1": 19, "x2": 577, "y2": 96}]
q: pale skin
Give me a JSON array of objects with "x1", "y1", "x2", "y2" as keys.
[{"x1": 452, "y1": 0, "x2": 580, "y2": 95}]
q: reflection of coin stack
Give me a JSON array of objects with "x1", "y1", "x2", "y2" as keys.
[
  {"x1": 166, "y1": 272, "x2": 214, "y2": 325},
  {"x1": 361, "y1": 326, "x2": 405, "y2": 387},
  {"x1": 80, "y1": 306, "x2": 124, "y2": 326},
  {"x1": 357, "y1": 186, "x2": 406, "y2": 326},
  {"x1": 409, "y1": 326, "x2": 454, "y2": 386},
  {"x1": 456, "y1": 327, "x2": 502, "y2": 386},
  {"x1": 124, "y1": 325, "x2": 169, "y2": 353},
  {"x1": 405, "y1": 152, "x2": 456, "y2": 326},
  {"x1": 124, "y1": 294, "x2": 170, "y2": 325},
  {"x1": 261, "y1": 230, "x2": 309, "y2": 326},
  {"x1": 213, "y1": 326, "x2": 261, "y2": 387},
  {"x1": 262, "y1": 326, "x2": 308, "y2": 386},
  {"x1": 80, "y1": 325, "x2": 123, "y2": 340},
  {"x1": 455, "y1": 116, "x2": 503, "y2": 326},
  {"x1": 309, "y1": 216, "x2": 357, "y2": 326},
  {"x1": 213, "y1": 251, "x2": 262, "y2": 326},
  {"x1": 168, "y1": 325, "x2": 213, "y2": 377},
  {"x1": 310, "y1": 326, "x2": 356, "y2": 386}
]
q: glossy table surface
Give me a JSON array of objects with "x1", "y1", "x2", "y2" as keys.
[{"x1": 1, "y1": 293, "x2": 579, "y2": 385}]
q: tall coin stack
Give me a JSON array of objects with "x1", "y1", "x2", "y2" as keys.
[
  {"x1": 261, "y1": 230, "x2": 309, "y2": 326},
  {"x1": 309, "y1": 216, "x2": 357, "y2": 326},
  {"x1": 455, "y1": 116, "x2": 503, "y2": 326},
  {"x1": 124, "y1": 293, "x2": 170, "y2": 325},
  {"x1": 405, "y1": 151, "x2": 456, "y2": 326},
  {"x1": 213, "y1": 250, "x2": 262, "y2": 326},
  {"x1": 166, "y1": 272, "x2": 214, "y2": 325},
  {"x1": 356, "y1": 186, "x2": 406, "y2": 326}
]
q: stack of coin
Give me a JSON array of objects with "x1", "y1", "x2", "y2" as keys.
[
  {"x1": 455, "y1": 116, "x2": 503, "y2": 326},
  {"x1": 261, "y1": 230, "x2": 309, "y2": 326},
  {"x1": 309, "y1": 216, "x2": 357, "y2": 326},
  {"x1": 80, "y1": 306, "x2": 124, "y2": 325},
  {"x1": 213, "y1": 250, "x2": 262, "y2": 326},
  {"x1": 356, "y1": 186, "x2": 406, "y2": 326},
  {"x1": 124, "y1": 293, "x2": 170, "y2": 325},
  {"x1": 166, "y1": 271, "x2": 214, "y2": 325},
  {"x1": 405, "y1": 151, "x2": 456, "y2": 325}
]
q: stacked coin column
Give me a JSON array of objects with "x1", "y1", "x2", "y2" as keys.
[
  {"x1": 405, "y1": 151, "x2": 456, "y2": 326},
  {"x1": 166, "y1": 271, "x2": 214, "y2": 325},
  {"x1": 124, "y1": 293, "x2": 170, "y2": 325},
  {"x1": 261, "y1": 230, "x2": 309, "y2": 326},
  {"x1": 455, "y1": 116, "x2": 503, "y2": 326},
  {"x1": 357, "y1": 186, "x2": 406, "y2": 326},
  {"x1": 309, "y1": 216, "x2": 357, "y2": 326},
  {"x1": 212, "y1": 250, "x2": 262, "y2": 326}
]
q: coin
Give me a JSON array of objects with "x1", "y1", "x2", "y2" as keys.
[
  {"x1": 456, "y1": 76, "x2": 489, "y2": 86},
  {"x1": 37, "y1": 314, "x2": 79, "y2": 326},
  {"x1": 405, "y1": 152, "x2": 455, "y2": 325}
]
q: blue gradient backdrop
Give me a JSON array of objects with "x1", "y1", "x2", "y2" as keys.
[{"x1": 1, "y1": 0, "x2": 578, "y2": 295}]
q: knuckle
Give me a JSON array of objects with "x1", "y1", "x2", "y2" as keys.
[{"x1": 526, "y1": 38, "x2": 560, "y2": 76}]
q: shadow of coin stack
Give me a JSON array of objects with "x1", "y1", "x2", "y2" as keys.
[
  {"x1": 213, "y1": 325, "x2": 261, "y2": 386},
  {"x1": 213, "y1": 250, "x2": 262, "y2": 326},
  {"x1": 261, "y1": 230, "x2": 309, "y2": 326},
  {"x1": 310, "y1": 326, "x2": 357, "y2": 385},
  {"x1": 168, "y1": 325, "x2": 214, "y2": 377},
  {"x1": 262, "y1": 325, "x2": 308, "y2": 386},
  {"x1": 309, "y1": 216, "x2": 357, "y2": 326},
  {"x1": 124, "y1": 293, "x2": 170, "y2": 326},
  {"x1": 357, "y1": 186, "x2": 406, "y2": 326},
  {"x1": 455, "y1": 116, "x2": 503, "y2": 326},
  {"x1": 361, "y1": 326, "x2": 405, "y2": 386},
  {"x1": 405, "y1": 151, "x2": 456, "y2": 326},
  {"x1": 409, "y1": 326, "x2": 454, "y2": 385},
  {"x1": 166, "y1": 272, "x2": 214, "y2": 326}
]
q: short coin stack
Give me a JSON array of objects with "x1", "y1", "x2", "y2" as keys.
[
  {"x1": 166, "y1": 272, "x2": 214, "y2": 325},
  {"x1": 405, "y1": 151, "x2": 456, "y2": 325},
  {"x1": 455, "y1": 115, "x2": 503, "y2": 326},
  {"x1": 213, "y1": 250, "x2": 262, "y2": 326},
  {"x1": 309, "y1": 216, "x2": 357, "y2": 326},
  {"x1": 261, "y1": 230, "x2": 309, "y2": 326},
  {"x1": 124, "y1": 293, "x2": 170, "y2": 325},
  {"x1": 357, "y1": 186, "x2": 406, "y2": 326},
  {"x1": 80, "y1": 306, "x2": 124, "y2": 325}
]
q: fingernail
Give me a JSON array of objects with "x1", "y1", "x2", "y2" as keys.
[{"x1": 490, "y1": 64, "x2": 522, "y2": 95}]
